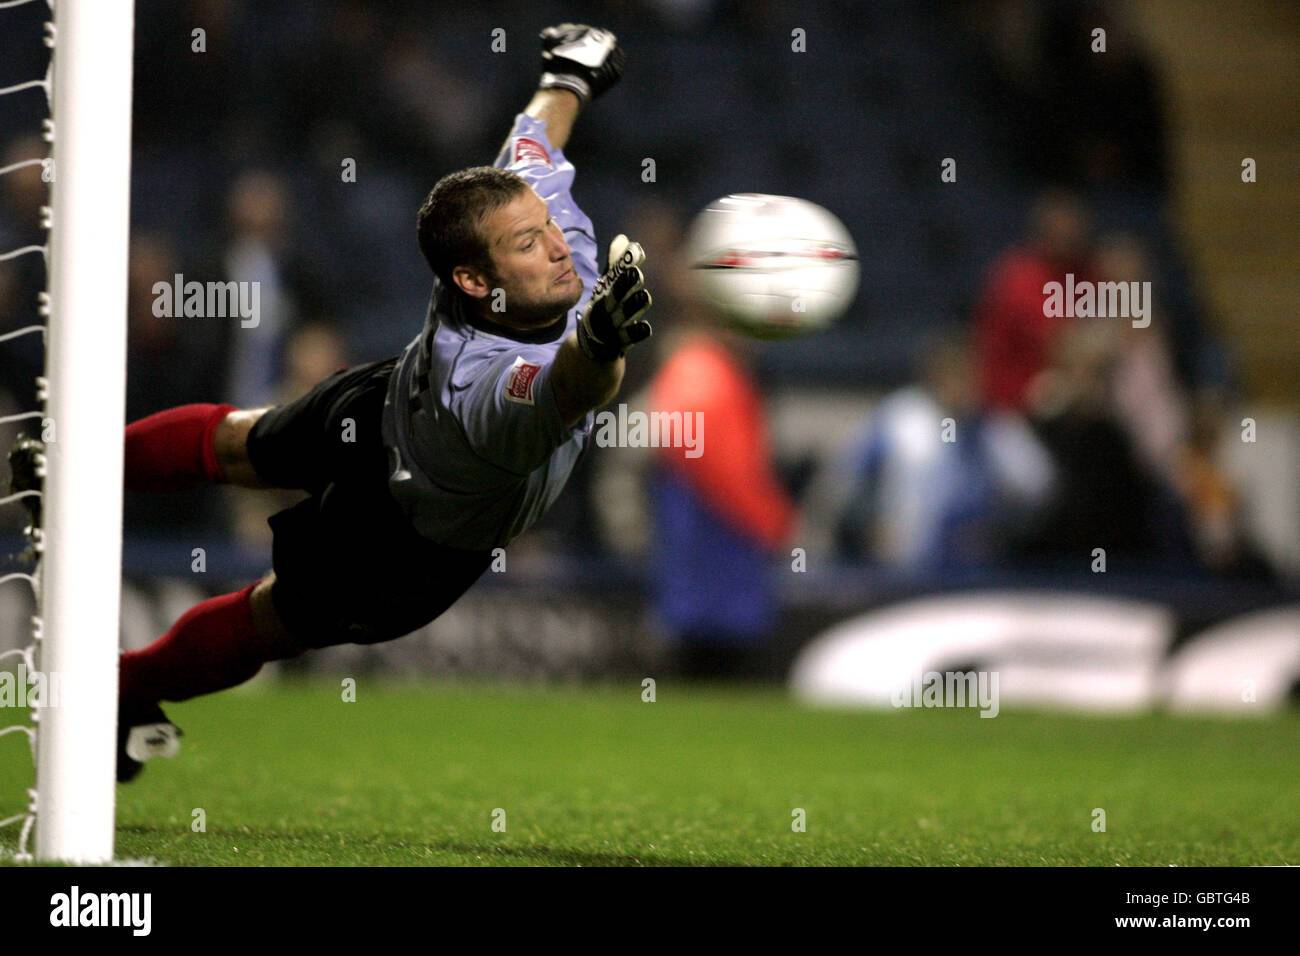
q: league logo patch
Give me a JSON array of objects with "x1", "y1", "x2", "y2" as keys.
[
  {"x1": 504, "y1": 357, "x2": 542, "y2": 405},
  {"x1": 512, "y1": 137, "x2": 552, "y2": 168}
]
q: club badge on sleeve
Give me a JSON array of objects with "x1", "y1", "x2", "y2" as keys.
[
  {"x1": 504, "y1": 356, "x2": 543, "y2": 405},
  {"x1": 512, "y1": 137, "x2": 553, "y2": 168}
]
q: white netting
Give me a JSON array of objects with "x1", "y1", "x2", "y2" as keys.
[{"x1": 0, "y1": 0, "x2": 52, "y2": 865}]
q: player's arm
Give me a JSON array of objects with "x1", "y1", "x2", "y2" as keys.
[
  {"x1": 522, "y1": 89, "x2": 581, "y2": 153},
  {"x1": 500, "y1": 24, "x2": 624, "y2": 157},
  {"x1": 551, "y1": 339, "x2": 624, "y2": 428},
  {"x1": 459, "y1": 237, "x2": 650, "y2": 474},
  {"x1": 509, "y1": 24, "x2": 639, "y2": 428},
  {"x1": 458, "y1": 235, "x2": 651, "y2": 474},
  {"x1": 551, "y1": 235, "x2": 652, "y2": 427}
]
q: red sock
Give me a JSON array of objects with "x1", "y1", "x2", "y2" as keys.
[
  {"x1": 124, "y1": 403, "x2": 236, "y2": 492},
  {"x1": 119, "y1": 582, "x2": 279, "y2": 710}
]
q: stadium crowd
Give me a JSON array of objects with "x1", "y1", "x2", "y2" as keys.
[{"x1": 0, "y1": 0, "x2": 1275, "y2": 621}]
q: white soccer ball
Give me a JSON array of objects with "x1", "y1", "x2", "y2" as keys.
[{"x1": 685, "y1": 193, "x2": 859, "y2": 340}]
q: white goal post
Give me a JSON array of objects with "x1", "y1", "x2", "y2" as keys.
[{"x1": 35, "y1": 0, "x2": 136, "y2": 863}]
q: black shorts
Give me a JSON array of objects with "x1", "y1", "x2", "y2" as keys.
[{"x1": 246, "y1": 357, "x2": 493, "y2": 649}]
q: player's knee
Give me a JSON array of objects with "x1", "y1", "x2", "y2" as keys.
[
  {"x1": 215, "y1": 407, "x2": 271, "y2": 487},
  {"x1": 249, "y1": 574, "x2": 304, "y2": 660}
]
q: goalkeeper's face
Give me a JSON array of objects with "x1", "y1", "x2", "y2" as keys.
[{"x1": 477, "y1": 189, "x2": 584, "y2": 328}]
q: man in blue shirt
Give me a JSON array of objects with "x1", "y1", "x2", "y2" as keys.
[{"x1": 109, "y1": 24, "x2": 651, "y2": 780}]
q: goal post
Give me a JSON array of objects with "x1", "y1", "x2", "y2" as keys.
[{"x1": 35, "y1": 0, "x2": 136, "y2": 863}]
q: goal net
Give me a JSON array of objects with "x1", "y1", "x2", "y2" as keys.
[{"x1": 0, "y1": 0, "x2": 134, "y2": 864}]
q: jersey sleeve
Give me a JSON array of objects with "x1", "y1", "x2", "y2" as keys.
[
  {"x1": 493, "y1": 113, "x2": 599, "y2": 289},
  {"x1": 452, "y1": 345, "x2": 588, "y2": 478}
]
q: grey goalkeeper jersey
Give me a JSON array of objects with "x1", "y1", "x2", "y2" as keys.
[{"x1": 381, "y1": 114, "x2": 599, "y2": 551}]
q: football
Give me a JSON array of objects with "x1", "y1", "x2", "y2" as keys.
[{"x1": 685, "y1": 193, "x2": 859, "y2": 340}]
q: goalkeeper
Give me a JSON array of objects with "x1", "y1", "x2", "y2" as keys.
[{"x1": 111, "y1": 25, "x2": 651, "y2": 780}]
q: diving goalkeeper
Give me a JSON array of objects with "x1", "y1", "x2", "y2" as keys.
[{"x1": 111, "y1": 25, "x2": 651, "y2": 780}]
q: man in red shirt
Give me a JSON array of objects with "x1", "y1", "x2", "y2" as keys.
[{"x1": 974, "y1": 190, "x2": 1094, "y2": 412}]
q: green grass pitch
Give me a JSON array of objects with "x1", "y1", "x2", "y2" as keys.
[{"x1": 2, "y1": 680, "x2": 1298, "y2": 865}]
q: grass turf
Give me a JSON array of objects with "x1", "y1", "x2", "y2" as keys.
[{"x1": 2, "y1": 679, "x2": 1297, "y2": 865}]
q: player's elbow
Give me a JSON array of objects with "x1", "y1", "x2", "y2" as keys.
[
  {"x1": 555, "y1": 373, "x2": 621, "y2": 428},
  {"x1": 552, "y1": 335, "x2": 625, "y2": 426}
]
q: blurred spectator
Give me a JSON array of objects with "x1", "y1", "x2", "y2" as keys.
[
  {"x1": 1174, "y1": 408, "x2": 1276, "y2": 579},
  {"x1": 372, "y1": 30, "x2": 491, "y2": 171},
  {"x1": 1019, "y1": 318, "x2": 1184, "y2": 563},
  {"x1": 974, "y1": 189, "x2": 1095, "y2": 412},
  {"x1": 229, "y1": 319, "x2": 348, "y2": 550},
  {"x1": 124, "y1": 234, "x2": 230, "y2": 536},
  {"x1": 282, "y1": 1, "x2": 378, "y2": 148},
  {"x1": 0, "y1": 136, "x2": 45, "y2": 241},
  {"x1": 835, "y1": 326, "x2": 1055, "y2": 570},
  {"x1": 133, "y1": 0, "x2": 248, "y2": 151},
  {"x1": 0, "y1": 262, "x2": 40, "y2": 536},
  {"x1": 1046, "y1": 0, "x2": 1171, "y2": 193},
  {"x1": 1096, "y1": 233, "x2": 1268, "y2": 576},
  {"x1": 279, "y1": 319, "x2": 350, "y2": 401},
  {"x1": 0, "y1": 135, "x2": 47, "y2": 412},
  {"x1": 1006, "y1": 232, "x2": 1268, "y2": 578},
  {"x1": 127, "y1": 235, "x2": 230, "y2": 418},
  {"x1": 956, "y1": 0, "x2": 1169, "y2": 193},
  {"x1": 647, "y1": 319, "x2": 796, "y2": 680},
  {"x1": 219, "y1": 171, "x2": 297, "y2": 409},
  {"x1": 954, "y1": 0, "x2": 1065, "y2": 183},
  {"x1": 1098, "y1": 233, "x2": 1190, "y2": 483}
]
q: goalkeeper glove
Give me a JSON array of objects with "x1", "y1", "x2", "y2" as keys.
[
  {"x1": 577, "y1": 235, "x2": 653, "y2": 363},
  {"x1": 538, "y1": 23, "x2": 626, "y2": 106}
]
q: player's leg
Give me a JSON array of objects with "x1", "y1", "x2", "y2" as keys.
[
  {"x1": 124, "y1": 402, "x2": 273, "y2": 491},
  {"x1": 122, "y1": 357, "x2": 396, "y2": 495},
  {"x1": 254, "y1": 357, "x2": 495, "y2": 649},
  {"x1": 118, "y1": 478, "x2": 490, "y2": 783},
  {"x1": 248, "y1": 572, "x2": 296, "y2": 650},
  {"x1": 116, "y1": 571, "x2": 302, "y2": 781},
  {"x1": 118, "y1": 362, "x2": 395, "y2": 733},
  {"x1": 116, "y1": 357, "x2": 489, "y2": 780},
  {"x1": 265, "y1": 479, "x2": 495, "y2": 652},
  {"x1": 240, "y1": 358, "x2": 399, "y2": 495},
  {"x1": 119, "y1": 573, "x2": 298, "y2": 712}
]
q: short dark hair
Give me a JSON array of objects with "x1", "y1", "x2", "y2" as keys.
[{"x1": 417, "y1": 167, "x2": 530, "y2": 286}]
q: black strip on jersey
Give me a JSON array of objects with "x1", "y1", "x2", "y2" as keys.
[
  {"x1": 446, "y1": 286, "x2": 569, "y2": 345},
  {"x1": 464, "y1": 308, "x2": 568, "y2": 344}
]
